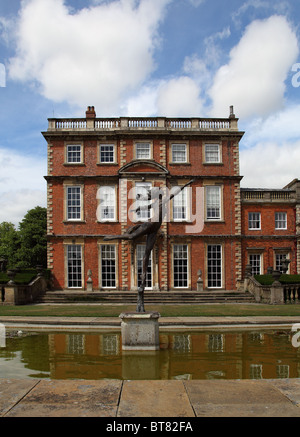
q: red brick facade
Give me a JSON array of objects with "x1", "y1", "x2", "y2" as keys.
[{"x1": 43, "y1": 107, "x2": 300, "y2": 292}]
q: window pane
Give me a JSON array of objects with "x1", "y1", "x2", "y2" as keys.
[
  {"x1": 67, "y1": 245, "x2": 82, "y2": 288},
  {"x1": 100, "y1": 144, "x2": 114, "y2": 163},
  {"x1": 67, "y1": 186, "x2": 81, "y2": 220},
  {"x1": 275, "y1": 212, "x2": 287, "y2": 229},
  {"x1": 248, "y1": 212, "x2": 261, "y2": 229},
  {"x1": 206, "y1": 186, "x2": 221, "y2": 219},
  {"x1": 172, "y1": 144, "x2": 187, "y2": 162},
  {"x1": 101, "y1": 245, "x2": 116, "y2": 288},
  {"x1": 136, "y1": 143, "x2": 151, "y2": 159},
  {"x1": 173, "y1": 244, "x2": 188, "y2": 287},
  {"x1": 205, "y1": 144, "x2": 220, "y2": 163},
  {"x1": 249, "y1": 254, "x2": 261, "y2": 275},
  {"x1": 173, "y1": 189, "x2": 187, "y2": 220},
  {"x1": 207, "y1": 245, "x2": 222, "y2": 288},
  {"x1": 67, "y1": 145, "x2": 81, "y2": 163}
]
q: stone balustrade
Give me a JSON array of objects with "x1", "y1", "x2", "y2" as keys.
[
  {"x1": 47, "y1": 116, "x2": 239, "y2": 132},
  {"x1": 241, "y1": 189, "x2": 296, "y2": 203}
]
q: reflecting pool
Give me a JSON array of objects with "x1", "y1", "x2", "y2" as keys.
[{"x1": 1, "y1": 329, "x2": 300, "y2": 380}]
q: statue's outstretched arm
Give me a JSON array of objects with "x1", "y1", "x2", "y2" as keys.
[{"x1": 166, "y1": 179, "x2": 196, "y2": 203}]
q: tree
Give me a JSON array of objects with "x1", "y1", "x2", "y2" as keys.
[
  {"x1": 0, "y1": 221, "x2": 19, "y2": 268},
  {"x1": 16, "y1": 206, "x2": 47, "y2": 268}
]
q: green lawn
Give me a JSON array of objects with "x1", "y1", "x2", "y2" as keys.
[{"x1": 1, "y1": 303, "x2": 300, "y2": 318}]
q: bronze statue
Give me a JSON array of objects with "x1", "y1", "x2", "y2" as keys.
[{"x1": 104, "y1": 179, "x2": 195, "y2": 312}]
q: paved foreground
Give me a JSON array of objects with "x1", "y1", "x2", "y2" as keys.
[
  {"x1": 1, "y1": 378, "x2": 300, "y2": 417},
  {"x1": 1, "y1": 315, "x2": 300, "y2": 417}
]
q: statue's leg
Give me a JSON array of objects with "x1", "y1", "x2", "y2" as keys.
[
  {"x1": 103, "y1": 234, "x2": 130, "y2": 241},
  {"x1": 136, "y1": 232, "x2": 157, "y2": 313},
  {"x1": 103, "y1": 223, "x2": 150, "y2": 242}
]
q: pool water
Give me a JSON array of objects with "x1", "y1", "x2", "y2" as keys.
[{"x1": 1, "y1": 329, "x2": 300, "y2": 380}]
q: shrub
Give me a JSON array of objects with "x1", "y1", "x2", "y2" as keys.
[{"x1": 255, "y1": 274, "x2": 300, "y2": 285}]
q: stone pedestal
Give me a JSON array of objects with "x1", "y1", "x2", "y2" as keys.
[
  {"x1": 270, "y1": 284, "x2": 284, "y2": 304},
  {"x1": 119, "y1": 312, "x2": 160, "y2": 351}
]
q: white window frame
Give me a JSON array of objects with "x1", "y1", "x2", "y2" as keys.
[
  {"x1": 97, "y1": 186, "x2": 116, "y2": 222},
  {"x1": 207, "y1": 244, "x2": 222, "y2": 288},
  {"x1": 173, "y1": 244, "x2": 189, "y2": 288},
  {"x1": 66, "y1": 186, "x2": 82, "y2": 221},
  {"x1": 66, "y1": 144, "x2": 83, "y2": 164},
  {"x1": 248, "y1": 212, "x2": 261, "y2": 230},
  {"x1": 206, "y1": 185, "x2": 221, "y2": 220},
  {"x1": 100, "y1": 244, "x2": 117, "y2": 288},
  {"x1": 173, "y1": 186, "x2": 189, "y2": 221},
  {"x1": 249, "y1": 253, "x2": 262, "y2": 275},
  {"x1": 135, "y1": 142, "x2": 151, "y2": 160},
  {"x1": 171, "y1": 143, "x2": 187, "y2": 163},
  {"x1": 205, "y1": 143, "x2": 221, "y2": 163},
  {"x1": 99, "y1": 144, "x2": 115, "y2": 163},
  {"x1": 275, "y1": 212, "x2": 287, "y2": 230}
]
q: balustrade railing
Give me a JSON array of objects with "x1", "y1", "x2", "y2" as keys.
[
  {"x1": 270, "y1": 191, "x2": 291, "y2": 200},
  {"x1": 128, "y1": 118, "x2": 158, "y2": 128},
  {"x1": 48, "y1": 116, "x2": 237, "y2": 131},
  {"x1": 241, "y1": 190, "x2": 294, "y2": 201},
  {"x1": 55, "y1": 119, "x2": 87, "y2": 129},
  {"x1": 283, "y1": 285, "x2": 300, "y2": 302},
  {"x1": 94, "y1": 119, "x2": 120, "y2": 129},
  {"x1": 242, "y1": 191, "x2": 265, "y2": 200},
  {"x1": 167, "y1": 119, "x2": 192, "y2": 129},
  {"x1": 199, "y1": 119, "x2": 230, "y2": 129}
]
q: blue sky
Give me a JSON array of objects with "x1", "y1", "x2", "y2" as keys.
[{"x1": 1, "y1": 0, "x2": 300, "y2": 225}]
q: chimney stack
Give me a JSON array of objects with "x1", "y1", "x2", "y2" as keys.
[{"x1": 86, "y1": 106, "x2": 96, "y2": 118}]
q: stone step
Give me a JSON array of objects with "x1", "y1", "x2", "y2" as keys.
[{"x1": 36, "y1": 290, "x2": 255, "y2": 304}]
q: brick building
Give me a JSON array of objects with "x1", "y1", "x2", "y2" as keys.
[{"x1": 43, "y1": 106, "x2": 300, "y2": 292}]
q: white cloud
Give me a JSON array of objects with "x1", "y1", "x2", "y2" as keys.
[
  {"x1": 240, "y1": 140, "x2": 300, "y2": 188},
  {"x1": 232, "y1": 0, "x2": 291, "y2": 28},
  {"x1": 209, "y1": 15, "x2": 299, "y2": 119},
  {"x1": 124, "y1": 74, "x2": 205, "y2": 117},
  {"x1": 242, "y1": 104, "x2": 300, "y2": 147},
  {"x1": 124, "y1": 82, "x2": 159, "y2": 116},
  {"x1": 156, "y1": 76, "x2": 203, "y2": 117},
  {"x1": 8, "y1": 0, "x2": 170, "y2": 114},
  {"x1": 0, "y1": 148, "x2": 46, "y2": 225}
]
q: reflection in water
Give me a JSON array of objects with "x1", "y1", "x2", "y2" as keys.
[{"x1": 1, "y1": 329, "x2": 300, "y2": 380}]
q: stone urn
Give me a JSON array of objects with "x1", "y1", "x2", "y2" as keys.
[
  {"x1": 36, "y1": 265, "x2": 44, "y2": 277},
  {"x1": 245, "y1": 264, "x2": 252, "y2": 277},
  {"x1": 272, "y1": 270, "x2": 282, "y2": 284},
  {"x1": 7, "y1": 269, "x2": 17, "y2": 285},
  {"x1": 281, "y1": 259, "x2": 291, "y2": 274}
]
